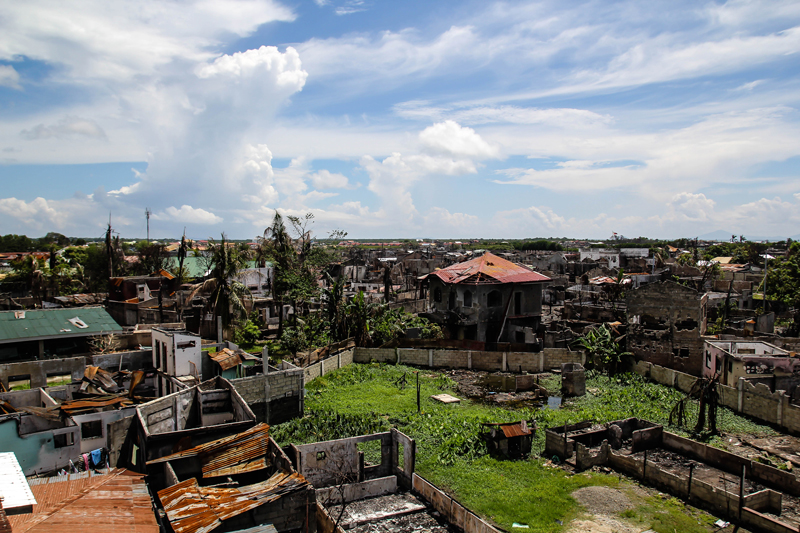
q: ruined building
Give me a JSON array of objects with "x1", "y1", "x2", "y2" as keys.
[
  {"x1": 424, "y1": 252, "x2": 551, "y2": 344},
  {"x1": 626, "y1": 281, "x2": 708, "y2": 376}
]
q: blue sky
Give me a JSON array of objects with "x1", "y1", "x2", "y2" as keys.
[{"x1": 1, "y1": 0, "x2": 800, "y2": 240}]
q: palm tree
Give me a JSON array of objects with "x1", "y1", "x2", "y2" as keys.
[
  {"x1": 262, "y1": 212, "x2": 295, "y2": 337},
  {"x1": 189, "y1": 234, "x2": 251, "y2": 337}
]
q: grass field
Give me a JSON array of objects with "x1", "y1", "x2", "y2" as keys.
[{"x1": 272, "y1": 363, "x2": 774, "y2": 532}]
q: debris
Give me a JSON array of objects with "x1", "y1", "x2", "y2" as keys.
[
  {"x1": 430, "y1": 393, "x2": 460, "y2": 403},
  {"x1": 512, "y1": 523, "x2": 530, "y2": 528},
  {"x1": 714, "y1": 519, "x2": 729, "y2": 528}
]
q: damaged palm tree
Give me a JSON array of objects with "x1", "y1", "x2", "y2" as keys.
[
  {"x1": 669, "y1": 374, "x2": 720, "y2": 436},
  {"x1": 572, "y1": 323, "x2": 631, "y2": 376}
]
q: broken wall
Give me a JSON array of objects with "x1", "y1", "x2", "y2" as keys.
[
  {"x1": 0, "y1": 356, "x2": 85, "y2": 390},
  {"x1": 627, "y1": 281, "x2": 705, "y2": 376},
  {"x1": 231, "y1": 362, "x2": 304, "y2": 425}
]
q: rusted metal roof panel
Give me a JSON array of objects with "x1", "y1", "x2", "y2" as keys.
[
  {"x1": 9, "y1": 469, "x2": 158, "y2": 533},
  {"x1": 148, "y1": 423, "x2": 272, "y2": 478},
  {"x1": 158, "y1": 470, "x2": 309, "y2": 533},
  {"x1": 208, "y1": 348, "x2": 242, "y2": 371},
  {"x1": 430, "y1": 252, "x2": 550, "y2": 285},
  {"x1": 483, "y1": 420, "x2": 533, "y2": 438}
]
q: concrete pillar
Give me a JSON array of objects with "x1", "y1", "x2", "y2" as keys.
[
  {"x1": 539, "y1": 352, "x2": 544, "y2": 372},
  {"x1": 738, "y1": 377, "x2": 744, "y2": 413},
  {"x1": 428, "y1": 349, "x2": 433, "y2": 367},
  {"x1": 467, "y1": 351, "x2": 472, "y2": 370},
  {"x1": 502, "y1": 352, "x2": 507, "y2": 372},
  {"x1": 396, "y1": 348, "x2": 401, "y2": 365},
  {"x1": 264, "y1": 375, "x2": 271, "y2": 424},
  {"x1": 38, "y1": 340, "x2": 45, "y2": 358},
  {"x1": 778, "y1": 393, "x2": 784, "y2": 427}
]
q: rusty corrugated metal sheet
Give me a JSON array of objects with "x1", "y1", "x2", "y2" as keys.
[
  {"x1": 148, "y1": 423, "x2": 272, "y2": 478},
  {"x1": 430, "y1": 252, "x2": 550, "y2": 285},
  {"x1": 483, "y1": 420, "x2": 533, "y2": 438},
  {"x1": 208, "y1": 348, "x2": 242, "y2": 371},
  {"x1": 9, "y1": 469, "x2": 158, "y2": 533},
  {"x1": 158, "y1": 470, "x2": 308, "y2": 533}
]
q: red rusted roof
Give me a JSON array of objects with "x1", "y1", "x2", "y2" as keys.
[
  {"x1": 208, "y1": 348, "x2": 243, "y2": 371},
  {"x1": 483, "y1": 420, "x2": 534, "y2": 438},
  {"x1": 9, "y1": 469, "x2": 158, "y2": 533},
  {"x1": 158, "y1": 470, "x2": 308, "y2": 533},
  {"x1": 430, "y1": 252, "x2": 550, "y2": 285},
  {"x1": 148, "y1": 423, "x2": 271, "y2": 478}
]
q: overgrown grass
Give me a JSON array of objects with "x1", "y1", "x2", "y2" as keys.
[{"x1": 272, "y1": 363, "x2": 775, "y2": 532}]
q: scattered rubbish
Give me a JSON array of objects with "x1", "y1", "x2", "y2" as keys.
[
  {"x1": 431, "y1": 393, "x2": 461, "y2": 403},
  {"x1": 555, "y1": 519, "x2": 563, "y2": 525},
  {"x1": 714, "y1": 519, "x2": 729, "y2": 528},
  {"x1": 512, "y1": 523, "x2": 530, "y2": 528}
]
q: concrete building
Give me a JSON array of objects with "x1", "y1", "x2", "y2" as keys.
[
  {"x1": 151, "y1": 327, "x2": 202, "y2": 396},
  {"x1": 0, "y1": 307, "x2": 122, "y2": 362},
  {"x1": 424, "y1": 252, "x2": 551, "y2": 344},
  {"x1": 703, "y1": 340, "x2": 796, "y2": 388},
  {"x1": 626, "y1": 281, "x2": 708, "y2": 376}
]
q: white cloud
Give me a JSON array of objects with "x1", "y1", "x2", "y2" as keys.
[
  {"x1": 0, "y1": 65, "x2": 21, "y2": 90},
  {"x1": 0, "y1": 197, "x2": 61, "y2": 227},
  {"x1": 419, "y1": 120, "x2": 499, "y2": 159},
  {"x1": 667, "y1": 192, "x2": 717, "y2": 222},
  {"x1": 196, "y1": 45, "x2": 308, "y2": 90},
  {"x1": 396, "y1": 102, "x2": 613, "y2": 128},
  {"x1": 734, "y1": 80, "x2": 765, "y2": 91},
  {"x1": 20, "y1": 116, "x2": 107, "y2": 141},
  {"x1": 154, "y1": 205, "x2": 223, "y2": 224},
  {"x1": 309, "y1": 169, "x2": 350, "y2": 189},
  {"x1": 0, "y1": 1, "x2": 295, "y2": 82}
]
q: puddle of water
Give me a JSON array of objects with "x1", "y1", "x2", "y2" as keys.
[{"x1": 476, "y1": 375, "x2": 517, "y2": 392}]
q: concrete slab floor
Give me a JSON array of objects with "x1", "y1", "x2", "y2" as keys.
[{"x1": 327, "y1": 492, "x2": 458, "y2": 532}]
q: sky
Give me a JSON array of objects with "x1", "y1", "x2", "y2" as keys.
[{"x1": 1, "y1": 0, "x2": 800, "y2": 241}]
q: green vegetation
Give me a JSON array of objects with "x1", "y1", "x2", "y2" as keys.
[{"x1": 273, "y1": 364, "x2": 774, "y2": 531}]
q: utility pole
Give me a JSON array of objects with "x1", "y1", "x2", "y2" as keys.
[{"x1": 145, "y1": 208, "x2": 151, "y2": 242}]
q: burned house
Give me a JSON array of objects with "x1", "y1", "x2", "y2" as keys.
[
  {"x1": 0, "y1": 382, "x2": 141, "y2": 475},
  {"x1": 106, "y1": 272, "x2": 180, "y2": 326},
  {"x1": 703, "y1": 339, "x2": 796, "y2": 388},
  {"x1": 123, "y1": 376, "x2": 256, "y2": 469},
  {"x1": 626, "y1": 281, "x2": 708, "y2": 376},
  {"x1": 481, "y1": 420, "x2": 535, "y2": 458},
  {"x1": 424, "y1": 252, "x2": 551, "y2": 343}
]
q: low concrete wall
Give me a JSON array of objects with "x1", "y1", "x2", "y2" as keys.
[
  {"x1": 412, "y1": 474, "x2": 502, "y2": 533},
  {"x1": 353, "y1": 346, "x2": 584, "y2": 372},
  {"x1": 635, "y1": 359, "x2": 800, "y2": 438},
  {"x1": 0, "y1": 357, "x2": 85, "y2": 390},
  {"x1": 304, "y1": 348, "x2": 355, "y2": 382}
]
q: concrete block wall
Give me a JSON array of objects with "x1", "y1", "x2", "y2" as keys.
[
  {"x1": 352, "y1": 347, "x2": 584, "y2": 373},
  {"x1": 412, "y1": 474, "x2": 502, "y2": 533},
  {"x1": 305, "y1": 348, "x2": 356, "y2": 381},
  {"x1": 231, "y1": 366, "x2": 303, "y2": 425},
  {"x1": 0, "y1": 357, "x2": 85, "y2": 390},
  {"x1": 636, "y1": 359, "x2": 800, "y2": 436}
]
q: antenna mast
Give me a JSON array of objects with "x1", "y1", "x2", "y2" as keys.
[{"x1": 145, "y1": 208, "x2": 151, "y2": 242}]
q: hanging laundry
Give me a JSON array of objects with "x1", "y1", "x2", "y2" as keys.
[{"x1": 90, "y1": 448, "x2": 103, "y2": 467}]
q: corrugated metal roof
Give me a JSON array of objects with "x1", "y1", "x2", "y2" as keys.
[
  {"x1": 483, "y1": 420, "x2": 533, "y2": 438},
  {"x1": 0, "y1": 307, "x2": 122, "y2": 344},
  {"x1": 148, "y1": 423, "x2": 271, "y2": 478},
  {"x1": 9, "y1": 469, "x2": 158, "y2": 533},
  {"x1": 430, "y1": 252, "x2": 550, "y2": 285},
  {"x1": 158, "y1": 470, "x2": 308, "y2": 533},
  {"x1": 208, "y1": 348, "x2": 242, "y2": 371}
]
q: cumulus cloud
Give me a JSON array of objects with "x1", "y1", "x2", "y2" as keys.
[
  {"x1": 309, "y1": 169, "x2": 350, "y2": 189},
  {"x1": 153, "y1": 205, "x2": 223, "y2": 224},
  {"x1": 20, "y1": 116, "x2": 107, "y2": 141},
  {"x1": 419, "y1": 120, "x2": 499, "y2": 159},
  {"x1": 0, "y1": 197, "x2": 61, "y2": 226},
  {"x1": 0, "y1": 65, "x2": 21, "y2": 90},
  {"x1": 668, "y1": 192, "x2": 716, "y2": 222}
]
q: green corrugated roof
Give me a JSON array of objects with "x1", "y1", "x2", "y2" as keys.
[{"x1": 0, "y1": 307, "x2": 123, "y2": 344}]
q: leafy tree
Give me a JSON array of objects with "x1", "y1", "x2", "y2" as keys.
[
  {"x1": 134, "y1": 242, "x2": 170, "y2": 275},
  {"x1": 190, "y1": 234, "x2": 251, "y2": 331}
]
